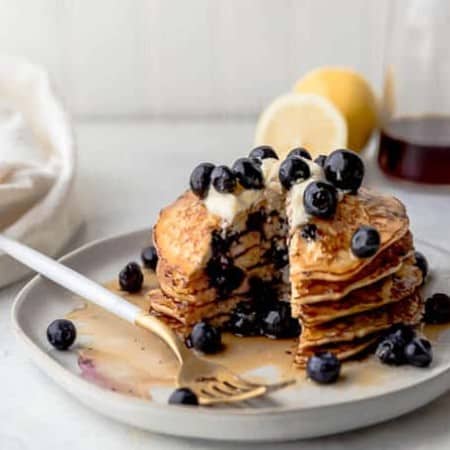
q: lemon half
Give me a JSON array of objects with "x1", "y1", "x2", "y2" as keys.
[
  {"x1": 294, "y1": 67, "x2": 377, "y2": 151},
  {"x1": 254, "y1": 93, "x2": 347, "y2": 160}
]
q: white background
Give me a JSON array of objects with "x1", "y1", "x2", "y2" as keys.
[{"x1": 0, "y1": 0, "x2": 389, "y2": 118}]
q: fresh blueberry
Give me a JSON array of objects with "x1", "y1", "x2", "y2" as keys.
[
  {"x1": 286, "y1": 147, "x2": 312, "y2": 160},
  {"x1": 423, "y1": 293, "x2": 450, "y2": 324},
  {"x1": 206, "y1": 256, "x2": 245, "y2": 297},
  {"x1": 228, "y1": 301, "x2": 261, "y2": 336},
  {"x1": 351, "y1": 226, "x2": 380, "y2": 258},
  {"x1": 386, "y1": 324, "x2": 416, "y2": 347},
  {"x1": 314, "y1": 154, "x2": 327, "y2": 167},
  {"x1": 301, "y1": 223, "x2": 317, "y2": 241},
  {"x1": 303, "y1": 181, "x2": 338, "y2": 219},
  {"x1": 141, "y1": 245, "x2": 158, "y2": 270},
  {"x1": 414, "y1": 251, "x2": 429, "y2": 282},
  {"x1": 189, "y1": 162, "x2": 215, "y2": 199},
  {"x1": 249, "y1": 145, "x2": 279, "y2": 160},
  {"x1": 232, "y1": 157, "x2": 264, "y2": 190},
  {"x1": 376, "y1": 339, "x2": 405, "y2": 365},
  {"x1": 168, "y1": 387, "x2": 199, "y2": 405},
  {"x1": 190, "y1": 322, "x2": 222, "y2": 354},
  {"x1": 119, "y1": 262, "x2": 143, "y2": 292},
  {"x1": 211, "y1": 165, "x2": 237, "y2": 194},
  {"x1": 278, "y1": 157, "x2": 311, "y2": 190},
  {"x1": 306, "y1": 352, "x2": 341, "y2": 384},
  {"x1": 404, "y1": 338, "x2": 432, "y2": 367},
  {"x1": 324, "y1": 149, "x2": 365, "y2": 192},
  {"x1": 47, "y1": 319, "x2": 76, "y2": 350},
  {"x1": 261, "y1": 302, "x2": 299, "y2": 338}
]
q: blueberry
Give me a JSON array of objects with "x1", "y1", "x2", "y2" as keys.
[
  {"x1": 265, "y1": 241, "x2": 288, "y2": 270},
  {"x1": 351, "y1": 226, "x2": 380, "y2": 258},
  {"x1": 211, "y1": 165, "x2": 236, "y2": 193},
  {"x1": 376, "y1": 339, "x2": 405, "y2": 365},
  {"x1": 228, "y1": 301, "x2": 261, "y2": 336},
  {"x1": 248, "y1": 277, "x2": 278, "y2": 307},
  {"x1": 168, "y1": 387, "x2": 199, "y2": 405},
  {"x1": 206, "y1": 256, "x2": 245, "y2": 297},
  {"x1": 249, "y1": 145, "x2": 279, "y2": 160},
  {"x1": 286, "y1": 147, "x2": 312, "y2": 160},
  {"x1": 232, "y1": 157, "x2": 264, "y2": 190},
  {"x1": 141, "y1": 245, "x2": 158, "y2": 270},
  {"x1": 210, "y1": 231, "x2": 231, "y2": 255},
  {"x1": 301, "y1": 223, "x2": 317, "y2": 241},
  {"x1": 387, "y1": 324, "x2": 416, "y2": 347},
  {"x1": 306, "y1": 352, "x2": 341, "y2": 384},
  {"x1": 261, "y1": 302, "x2": 299, "y2": 338},
  {"x1": 303, "y1": 181, "x2": 338, "y2": 219},
  {"x1": 324, "y1": 149, "x2": 365, "y2": 192},
  {"x1": 404, "y1": 338, "x2": 432, "y2": 367},
  {"x1": 414, "y1": 251, "x2": 429, "y2": 282},
  {"x1": 278, "y1": 157, "x2": 311, "y2": 190},
  {"x1": 423, "y1": 293, "x2": 450, "y2": 324},
  {"x1": 189, "y1": 162, "x2": 215, "y2": 199},
  {"x1": 314, "y1": 154, "x2": 327, "y2": 167},
  {"x1": 119, "y1": 262, "x2": 143, "y2": 292},
  {"x1": 47, "y1": 319, "x2": 76, "y2": 350},
  {"x1": 246, "y1": 210, "x2": 266, "y2": 233},
  {"x1": 190, "y1": 322, "x2": 222, "y2": 354}
]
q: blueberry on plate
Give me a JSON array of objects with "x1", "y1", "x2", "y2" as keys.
[
  {"x1": 386, "y1": 323, "x2": 416, "y2": 347},
  {"x1": 286, "y1": 147, "x2": 312, "y2": 160},
  {"x1": 414, "y1": 251, "x2": 429, "y2": 282},
  {"x1": 228, "y1": 301, "x2": 261, "y2": 336},
  {"x1": 314, "y1": 154, "x2": 327, "y2": 167},
  {"x1": 168, "y1": 387, "x2": 199, "y2": 405},
  {"x1": 210, "y1": 165, "x2": 237, "y2": 194},
  {"x1": 278, "y1": 157, "x2": 311, "y2": 190},
  {"x1": 324, "y1": 149, "x2": 365, "y2": 192},
  {"x1": 190, "y1": 321, "x2": 222, "y2": 354},
  {"x1": 351, "y1": 226, "x2": 380, "y2": 258},
  {"x1": 301, "y1": 223, "x2": 318, "y2": 241},
  {"x1": 261, "y1": 302, "x2": 300, "y2": 338},
  {"x1": 232, "y1": 157, "x2": 264, "y2": 190},
  {"x1": 119, "y1": 262, "x2": 143, "y2": 292},
  {"x1": 404, "y1": 337, "x2": 432, "y2": 368},
  {"x1": 303, "y1": 181, "x2": 338, "y2": 219},
  {"x1": 47, "y1": 319, "x2": 76, "y2": 350},
  {"x1": 141, "y1": 245, "x2": 158, "y2": 270},
  {"x1": 249, "y1": 145, "x2": 279, "y2": 161},
  {"x1": 423, "y1": 293, "x2": 450, "y2": 324},
  {"x1": 306, "y1": 352, "x2": 341, "y2": 384},
  {"x1": 376, "y1": 339, "x2": 405, "y2": 365},
  {"x1": 189, "y1": 162, "x2": 215, "y2": 199}
]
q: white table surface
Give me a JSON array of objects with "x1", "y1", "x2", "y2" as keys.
[{"x1": 1, "y1": 119, "x2": 450, "y2": 450}]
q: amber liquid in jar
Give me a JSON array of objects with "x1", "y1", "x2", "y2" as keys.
[{"x1": 378, "y1": 116, "x2": 450, "y2": 184}]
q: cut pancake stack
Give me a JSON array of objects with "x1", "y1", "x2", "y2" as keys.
[
  {"x1": 149, "y1": 188, "x2": 287, "y2": 335},
  {"x1": 290, "y1": 189, "x2": 424, "y2": 366}
]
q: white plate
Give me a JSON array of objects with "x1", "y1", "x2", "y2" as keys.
[{"x1": 11, "y1": 229, "x2": 450, "y2": 442}]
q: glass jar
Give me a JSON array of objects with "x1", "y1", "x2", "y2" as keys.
[{"x1": 378, "y1": 0, "x2": 450, "y2": 184}]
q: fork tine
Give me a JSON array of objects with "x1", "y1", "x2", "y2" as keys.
[{"x1": 211, "y1": 383, "x2": 236, "y2": 396}]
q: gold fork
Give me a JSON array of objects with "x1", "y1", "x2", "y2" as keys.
[
  {"x1": 136, "y1": 313, "x2": 294, "y2": 405},
  {"x1": 0, "y1": 233, "x2": 294, "y2": 405}
]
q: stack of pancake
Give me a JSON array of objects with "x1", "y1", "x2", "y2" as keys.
[
  {"x1": 149, "y1": 190, "x2": 287, "y2": 335},
  {"x1": 289, "y1": 189, "x2": 424, "y2": 366}
]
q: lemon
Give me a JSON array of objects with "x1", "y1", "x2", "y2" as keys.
[
  {"x1": 254, "y1": 93, "x2": 347, "y2": 160},
  {"x1": 294, "y1": 67, "x2": 378, "y2": 151}
]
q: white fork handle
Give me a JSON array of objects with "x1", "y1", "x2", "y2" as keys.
[{"x1": 0, "y1": 233, "x2": 141, "y2": 323}]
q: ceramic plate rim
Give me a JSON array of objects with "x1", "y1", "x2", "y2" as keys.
[{"x1": 10, "y1": 228, "x2": 450, "y2": 418}]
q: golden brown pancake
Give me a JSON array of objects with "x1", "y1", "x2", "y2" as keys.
[
  {"x1": 295, "y1": 259, "x2": 422, "y2": 321},
  {"x1": 291, "y1": 232, "x2": 413, "y2": 305},
  {"x1": 289, "y1": 188, "x2": 409, "y2": 281},
  {"x1": 299, "y1": 291, "x2": 423, "y2": 349}
]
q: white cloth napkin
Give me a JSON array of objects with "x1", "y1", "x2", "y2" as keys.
[{"x1": 0, "y1": 57, "x2": 81, "y2": 287}]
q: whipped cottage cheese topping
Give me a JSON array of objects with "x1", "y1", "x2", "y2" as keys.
[{"x1": 204, "y1": 157, "x2": 281, "y2": 224}]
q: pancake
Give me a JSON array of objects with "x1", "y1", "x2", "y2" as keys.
[
  {"x1": 296, "y1": 260, "x2": 422, "y2": 323},
  {"x1": 289, "y1": 188, "x2": 409, "y2": 281},
  {"x1": 295, "y1": 334, "x2": 380, "y2": 367},
  {"x1": 299, "y1": 291, "x2": 423, "y2": 349},
  {"x1": 291, "y1": 232, "x2": 413, "y2": 305}
]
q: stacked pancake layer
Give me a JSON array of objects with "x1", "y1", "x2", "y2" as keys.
[{"x1": 289, "y1": 189, "x2": 424, "y2": 366}]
